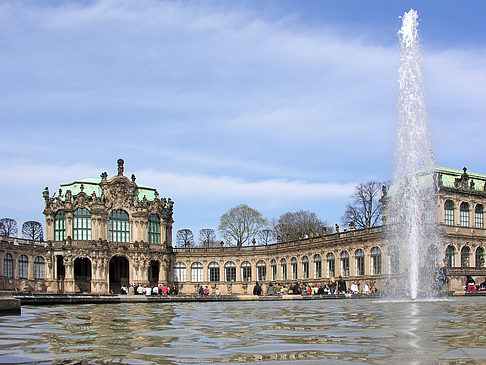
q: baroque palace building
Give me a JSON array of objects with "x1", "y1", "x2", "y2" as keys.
[{"x1": 1, "y1": 160, "x2": 486, "y2": 294}]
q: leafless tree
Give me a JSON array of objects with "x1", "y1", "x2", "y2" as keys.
[
  {"x1": 272, "y1": 210, "x2": 328, "y2": 241},
  {"x1": 176, "y1": 229, "x2": 194, "y2": 247},
  {"x1": 198, "y1": 228, "x2": 218, "y2": 247},
  {"x1": 219, "y1": 204, "x2": 267, "y2": 247},
  {"x1": 341, "y1": 181, "x2": 384, "y2": 230},
  {"x1": 0, "y1": 218, "x2": 18, "y2": 237},
  {"x1": 258, "y1": 229, "x2": 276, "y2": 245},
  {"x1": 22, "y1": 221, "x2": 43, "y2": 241}
]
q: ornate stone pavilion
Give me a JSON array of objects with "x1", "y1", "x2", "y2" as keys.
[{"x1": 0, "y1": 161, "x2": 485, "y2": 294}]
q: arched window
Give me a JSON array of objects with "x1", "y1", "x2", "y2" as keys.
[
  {"x1": 191, "y1": 262, "x2": 203, "y2": 282},
  {"x1": 444, "y1": 200, "x2": 454, "y2": 225},
  {"x1": 109, "y1": 210, "x2": 130, "y2": 243},
  {"x1": 73, "y1": 208, "x2": 91, "y2": 240},
  {"x1": 54, "y1": 210, "x2": 65, "y2": 241},
  {"x1": 148, "y1": 214, "x2": 160, "y2": 244},
  {"x1": 257, "y1": 260, "x2": 266, "y2": 281},
  {"x1": 460, "y1": 202, "x2": 470, "y2": 227},
  {"x1": 241, "y1": 261, "x2": 251, "y2": 282},
  {"x1": 476, "y1": 247, "x2": 484, "y2": 268},
  {"x1": 208, "y1": 262, "x2": 220, "y2": 282},
  {"x1": 280, "y1": 258, "x2": 287, "y2": 280},
  {"x1": 389, "y1": 246, "x2": 399, "y2": 274},
  {"x1": 355, "y1": 249, "x2": 365, "y2": 276},
  {"x1": 18, "y1": 255, "x2": 28, "y2": 279},
  {"x1": 270, "y1": 259, "x2": 277, "y2": 281},
  {"x1": 461, "y1": 246, "x2": 470, "y2": 267},
  {"x1": 314, "y1": 254, "x2": 322, "y2": 279},
  {"x1": 326, "y1": 253, "x2": 335, "y2": 278},
  {"x1": 225, "y1": 261, "x2": 236, "y2": 282},
  {"x1": 291, "y1": 257, "x2": 298, "y2": 280},
  {"x1": 475, "y1": 204, "x2": 484, "y2": 228},
  {"x1": 445, "y1": 245, "x2": 455, "y2": 267},
  {"x1": 33, "y1": 256, "x2": 45, "y2": 279},
  {"x1": 371, "y1": 247, "x2": 382, "y2": 275},
  {"x1": 3, "y1": 253, "x2": 13, "y2": 278},
  {"x1": 340, "y1": 251, "x2": 350, "y2": 277},
  {"x1": 174, "y1": 262, "x2": 186, "y2": 282},
  {"x1": 302, "y1": 256, "x2": 309, "y2": 279}
]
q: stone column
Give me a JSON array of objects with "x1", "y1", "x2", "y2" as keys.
[{"x1": 65, "y1": 212, "x2": 73, "y2": 240}]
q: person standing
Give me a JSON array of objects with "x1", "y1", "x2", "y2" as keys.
[
  {"x1": 337, "y1": 276, "x2": 347, "y2": 294},
  {"x1": 253, "y1": 282, "x2": 262, "y2": 296}
]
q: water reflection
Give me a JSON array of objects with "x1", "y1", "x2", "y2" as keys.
[{"x1": 0, "y1": 298, "x2": 485, "y2": 363}]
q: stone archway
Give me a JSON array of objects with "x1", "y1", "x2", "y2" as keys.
[
  {"x1": 148, "y1": 260, "x2": 160, "y2": 287},
  {"x1": 109, "y1": 256, "x2": 129, "y2": 294},
  {"x1": 74, "y1": 257, "x2": 92, "y2": 293}
]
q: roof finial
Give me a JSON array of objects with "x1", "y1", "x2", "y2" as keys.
[{"x1": 117, "y1": 159, "x2": 124, "y2": 176}]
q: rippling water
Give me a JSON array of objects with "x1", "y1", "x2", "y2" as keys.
[{"x1": 1, "y1": 297, "x2": 486, "y2": 363}]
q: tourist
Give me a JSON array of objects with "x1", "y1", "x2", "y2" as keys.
[
  {"x1": 128, "y1": 284, "x2": 135, "y2": 295},
  {"x1": 364, "y1": 282, "x2": 370, "y2": 295},
  {"x1": 479, "y1": 278, "x2": 486, "y2": 290},
  {"x1": 136, "y1": 285, "x2": 144, "y2": 295},
  {"x1": 170, "y1": 285, "x2": 179, "y2": 295},
  {"x1": 465, "y1": 275, "x2": 476, "y2": 291},
  {"x1": 337, "y1": 276, "x2": 347, "y2": 294},
  {"x1": 253, "y1": 282, "x2": 262, "y2": 296},
  {"x1": 145, "y1": 285, "x2": 152, "y2": 296},
  {"x1": 280, "y1": 285, "x2": 289, "y2": 295},
  {"x1": 203, "y1": 286, "x2": 210, "y2": 295},
  {"x1": 292, "y1": 282, "x2": 301, "y2": 295},
  {"x1": 350, "y1": 282, "x2": 359, "y2": 294},
  {"x1": 305, "y1": 284, "x2": 312, "y2": 295},
  {"x1": 215, "y1": 287, "x2": 221, "y2": 296},
  {"x1": 198, "y1": 285, "x2": 204, "y2": 296},
  {"x1": 266, "y1": 283, "x2": 276, "y2": 296},
  {"x1": 161, "y1": 284, "x2": 169, "y2": 295},
  {"x1": 120, "y1": 285, "x2": 127, "y2": 295},
  {"x1": 152, "y1": 285, "x2": 159, "y2": 295}
]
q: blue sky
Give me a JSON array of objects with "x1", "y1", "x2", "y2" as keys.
[{"x1": 1, "y1": 0, "x2": 485, "y2": 242}]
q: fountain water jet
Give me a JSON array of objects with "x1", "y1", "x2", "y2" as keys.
[{"x1": 388, "y1": 9, "x2": 439, "y2": 300}]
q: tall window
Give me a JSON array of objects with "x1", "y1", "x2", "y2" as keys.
[
  {"x1": 460, "y1": 202, "x2": 470, "y2": 227},
  {"x1": 257, "y1": 260, "x2": 266, "y2": 281},
  {"x1": 191, "y1": 262, "x2": 203, "y2": 282},
  {"x1": 73, "y1": 208, "x2": 91, "y2": 240},
  {"x1": 389, "y1": 246, "x2": 399, "y2": 274},
  {"x1": 444, "y1": 200, "x2": 454, "y2": 225},
  {"x1": 280, "y1": 259, "x2": 287, "y2": 280},
  {"x1": 174, "y1": 262, "x2": 186, "y2": 282},
  {"x1": 148, "y1": 214, "x2": 160, "y2": 244},
  {"x1": 327, "y1": 253, "x2": 335, "y2": 278},
  {"x1": 225, "y1": 261, "x2": 236, "y2": 282},
  {"x1": 54, "y1": 210, "x2": 65, "y2": 241},
  {"x1": 314, "y1": 254, "x2": 322, "y2": 279},
  {"x1": 291, "y1": 258, "x2": 298, "y2": 280},
  {"x1": 208, "y1": 262, "x2": 220, "y2": 282},
  {"x1": 341, "y1": 251, "x2": 349, "y2": 277},
  {"x1": 3, "y1": 253, "x2": 13, "y2": 278},
  {"x1": 302, "y1": 256, "x2": 309, "y2": 280},
  {"x1": 461, "y1": 246, "x2": 470, "y2": 267},
  {"x1": 270, "y1": 260, "x2": 277, "y2": 281},
  {"x1": 241, "y1": 261, "x2": 251, "y2": 282},
  {"x1": 355, "y1": 249, "x2": 365, "y2": 276},
  {"x1": 475, "y1": 205, "x2": 484, "y2": 228},
  {"x1": 18, "y1": 255, "x2": 28, "y2": 279},
  {"x1": 371, "y1": 247, "x2": 382, "y2": 275},
  {"x1": 109, "y1": 210, "x2": 130, "y2": 243},
  {"x1": 34, "y1": 256, "x2": 45, "y2": 279},
  {"x1": 476, "y1": 247, "x2": 484, "y2": 268},
  {"x1": 445, "y1": 245, "x2": 455, "y2": 267}
]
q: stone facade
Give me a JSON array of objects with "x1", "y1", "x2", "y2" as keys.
[{"x1": 1, "y1": 163, "x2": 486, "y2": 295}]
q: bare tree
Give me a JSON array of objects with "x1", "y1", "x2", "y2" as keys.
[
  {"x1": 341, "y1": 181, "x2": 384, "y2": 230},
  {"x1": 272, "y1": 210, "x2": 328, "y2": 241},
  {"x1": 0, "y1": 218, "x2": 18, "y2": 237},
  {"x1": 22, "y1": 221, "x2": 43, "y2": 241},
  {"x1": 258, "y1": 229, "x2": 276, "y2": 245},
  {"x1": 198, "y1": 228, "x2": 217, "y2": 247},
  {"x1": 176, "y1": 229, "x2": 194, "y2": 247},
  {"x1": 219, "y1": 204, "x2": 267, "y2": 247}
]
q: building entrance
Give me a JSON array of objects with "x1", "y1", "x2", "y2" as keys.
[{"x1": 109, "y1": 256, "x2": 129, "y2": 294}]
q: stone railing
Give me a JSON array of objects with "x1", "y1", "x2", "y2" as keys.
[{"x1": 0, "y1": 236, "x2": 47, "y2": 247}]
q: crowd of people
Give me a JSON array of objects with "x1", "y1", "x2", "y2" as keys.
[
  {"x1": 119, "y1": 284, "x2": 179, "y2": 296},
  {"x1": 253, "y1": 276, "x2": 378, "y2": 296}
]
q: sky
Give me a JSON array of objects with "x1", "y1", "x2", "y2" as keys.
[{"x1": 1, "y1": 0, "x2": 485, "y2": 242}]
